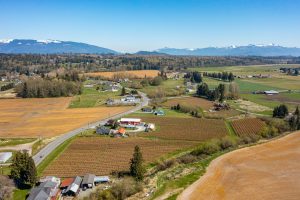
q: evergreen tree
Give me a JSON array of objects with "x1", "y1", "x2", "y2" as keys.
[
  {"x1": 10, "y1": 151, "x2": 37, "y2": 187},
  {"x1": 218, "y1": 84, "x2": 225, "y2": 102},
  {"x1": 129, "y1": 146, "x2": 145, "y2": 181},
  {"x1": 228, "y1": 72, "x2": 234, "y2": 82},
  {"x1": 121, "y1": 87, "x2": 126, "y2": 96}
]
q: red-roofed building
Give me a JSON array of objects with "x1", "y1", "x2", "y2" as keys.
[{"x1": 60, "y1": 178, "x2": 74, "y2": 190}]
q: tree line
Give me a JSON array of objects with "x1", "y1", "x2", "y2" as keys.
[
  {"x1": 203, "y1": 71, "x2": 234, "y2": 82},
  {"x1": 16, "y1": 77, "x2": 82, "y2": 98},
  {"x1": 196, "y1": 82, "x2": 239, "y2": 101},
  {"x1": 184, "y1": 71, "x2": 202, "y2": 83},
  {"x1": 1, "y1": 54, "x2": 300, "y2": 75}
]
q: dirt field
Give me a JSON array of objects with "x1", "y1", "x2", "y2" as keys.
[
  {"x1": 139, "y1": 117, "x2": 228, "y2": 141},
  {"x1": 85, "y1": 70, "x2": 159, "y2": 79},
  {"x1": 163, "y1": 97, "x2": 214, "y2": 110},
  {"x1": 178, "y1": 131, "x2": 300, "y2": 200},
  {"x1": 0, "y1": 98, "x2": 132, "y2": 138},
  {"x1": 43, "y1": 137, "x2": 197, "y2": 177}
]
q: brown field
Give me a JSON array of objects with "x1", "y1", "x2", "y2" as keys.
[
  {"x1": 0, "y1": 98, "x2": 132, "y2": 138},
  {"x1": 139, "y1": 117, "x2": 228, "y2": 141},
  {"x1": 231, "y1": 118, "x2": 265, "y2": 137},
  {"x1": 178, "y1": 131, "x2": 300, "y2": 200},
  {"x1": 85, "y1": 70, "x2": 159, "y2": 79},
  {"x1": 43, "y1": 137, "x2": 197, "y2": 177},
  {"x1": 163, "y1": 97, "x2": 214, "y2": 110}
]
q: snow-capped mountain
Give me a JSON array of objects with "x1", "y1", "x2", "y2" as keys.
[
  {"x1": 156, "y1": 44, "x2": 300, "y2": 56},
  {"x1": 0, "y1": 39, "x2": 118, "y2": 54}
]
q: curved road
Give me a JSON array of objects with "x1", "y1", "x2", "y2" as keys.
[{"x1": 33, "y1": 91, "x2": 149, "y2": 166}]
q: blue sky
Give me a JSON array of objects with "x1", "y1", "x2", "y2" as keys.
[{"x1": 0, "y1": 0, "x2": 299, "y2": 52}]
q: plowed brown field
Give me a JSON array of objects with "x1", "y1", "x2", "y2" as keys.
[
  {"x1": 178, "y1": 131, "x2": 300, "y2": 200},
  {"x1": 43, "y1": 137, "x2": 197, "y2": 177},
  {"x1": 85, "y1": 70, "x2": 159, "y2": 79},
  {"x1": 231, "y1": 118, "x2": 265, "y2": 137},
  {"x1": 0, "y1": 98, "x2": 132, "y2": 138},
  {"x1": 163, "y1": 97, "x2": 214, "y2": 110}
]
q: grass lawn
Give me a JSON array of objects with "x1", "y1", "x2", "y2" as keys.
[
  {"x1": 69, "y1": 86, "x2": 122, "y2": 108},
  {"x1": 13, "y1": 189, "x2": 29, "y2": 200}
]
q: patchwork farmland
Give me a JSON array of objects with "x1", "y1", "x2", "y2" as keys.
[
  {"x1": 85, "y1": 70, "x2": 159, "y2": 79},
  {"x1": 231, "y1": 118, "x2": 265, "y2": 137},
  {"x1": 0, "y1": 98, "x2": 133, "y2": 138},
  {"x1": 43, "y1": 137, "x2": 198, "y2": 177}
]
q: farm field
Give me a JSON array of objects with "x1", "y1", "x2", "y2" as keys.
[
  {"x1": 140, "y1": 79, "x2": 186, "y2": 97},
  {"x1": 178, "y1": 131, "x2": 300, "y2": 200},
  {"x1": 85, "y1": 70, "x2": 159, "y2": 79},
  {"x1": 69, "y1": 85, "x2": 122, "y2": 108},
  {"x1": 231, "y1": 118, "x2": 265, "y2": 137},
  {"x1": 139, "y1": 116, "x2": 228, "y2": 141},
  {"x1": 163, "y1": 96, "x2": 214, "y2": 111},
  {"x1": 0, "y1": 98, "x2": 133, "y2": 138},
  {"x1": 43, "y1": 137, "x2": 198, "y2": 177}
]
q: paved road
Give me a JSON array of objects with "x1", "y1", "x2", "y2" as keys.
[{"x1": 33, "y1": 91, "x2": 149, "y2": 166}]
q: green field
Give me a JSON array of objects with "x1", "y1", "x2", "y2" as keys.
[
  {"x1": 69, "y1": 85, "x2": 122, "y2": 108},
  {"x1": 139, "y1": 79, "x2": 186, "y2": 97}
]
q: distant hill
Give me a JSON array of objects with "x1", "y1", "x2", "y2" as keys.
[
  {"x1": 135, "y1": 51, "x2": 168, "y2": 56},
  {"x1": 0, "y1": 39, "x2": 118, "y2": 54},
  {"x1": 156, "y1": 44, "x2": 300, "y2": 56}
]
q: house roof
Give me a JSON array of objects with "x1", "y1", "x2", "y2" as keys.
[
  {"x1": 82, "y1": 174, "x2": 95, "y2": 185},
  {"x1": 118, "y1": 128, "x2": 126, "y2": 134},
  {"x1": 27, "y1": 181, "x2": 56, "y2": 200},
  {"x1": 120, "y1": 118, "x2": 141, "y2": 123},
  {"x1": 65, "y1": 176, "x2": 82, "y2": 193},
  {"x1": 60, "y1": 178, "x2": 74, "y2": 188},
  {"x1": 264, "y1": 90, "x2": 279, "y2": 94}
]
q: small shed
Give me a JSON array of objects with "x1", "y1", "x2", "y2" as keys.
[
  {"x1": 94, "y1": 176, "x2": 110, "y2": 185},
  {"x1": 82, "y1": 174, "x2": 95, "y2": 189},
  {"x1": 264, "y1": 90, "x2": 279, "y2": 95},
  {"x1": 0, "y1": 152, "x2": 12, "y2": 163}
]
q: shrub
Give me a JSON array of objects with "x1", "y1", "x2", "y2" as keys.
[
  {"x1": 156, "y1": 159, "x2": 177, "y2": 172},
  {"x1": 110, "y1": 177, "x2": 143, "y2": 200},
  {"x1": 191, "y1": 140, "x2": 221, "y2": 156},
  {"x1": 150, "y1": 76, "x2": 163, "y2": 86},
  {"x1": 177, "y1": 154, "x2": 197, "y2": 164},
  {"x1": 219, "y1": 137, "x2": 237, "y2": 150}
]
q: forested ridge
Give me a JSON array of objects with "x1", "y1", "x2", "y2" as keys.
[{"x1": 1, "y1": 54, "x2": 299, "y2": 74}]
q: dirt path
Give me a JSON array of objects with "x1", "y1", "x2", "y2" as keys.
[
  {"x1": 178, "y1": 131, "x2": 300, "y2": 200},
  {"x1": 0, "y1": 139, "x2": 37, "y2": 155}
]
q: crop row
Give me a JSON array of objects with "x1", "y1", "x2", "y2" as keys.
[{"x1": 231, "y1": 118, "x2": 265, "y2": 137}]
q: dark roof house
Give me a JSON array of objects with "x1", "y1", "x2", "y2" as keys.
[
  {"x1": 27, "y1": 181, "x2": 59, "y2": 200},
  {"x1": 82, "y1": 174, "x2": 95, "y2": 189},
  {"x1": 96, "y1": 126, "x2": 111, "y2": 135}
]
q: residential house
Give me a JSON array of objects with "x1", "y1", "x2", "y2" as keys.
[
  {"x1": 62, "y1": 176, "x2": 82, "y2": 196},
  {"x1": 82, "y1": 174, "x2": 95, "y2": 190},
  {"x1": 27, "y1": 178, "x2": 60, "y2": 200},
  {"x1": 141, "y1": 107, "x2": 153, "y2": 113},
  {"x1": 96, "y1": 126, "x2": 111, "y2": 135}
]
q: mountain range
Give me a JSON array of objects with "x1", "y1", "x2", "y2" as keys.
[
  {"x1": 1, "y1": 39, "x2": 300, "y2": 56},
  {"x1": 0, "y1": 39, "x2": 117, "y2": 54}
]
